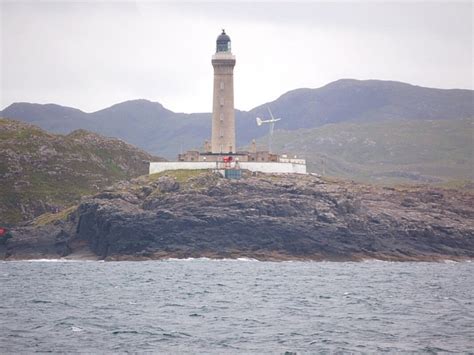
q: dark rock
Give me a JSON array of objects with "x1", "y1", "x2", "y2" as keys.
[
  {"x1": 336, "y1": 198, "x2": 361, "y2": 214},
  {"x1": 140, "y1": 186, "x2": 153, "y2": 197},
  {"x1": 317, "y1": 212, "x2": 337, "y2": 223},
  {"x1": 0, "y1": 244, "x2": 7, "y2": 260},
  {"x1": 401, "y1": 197, "x2": 417, "y2": 207},
  {"x1": 5, "y1": 172, "x2": 474, "y2": 261},
  {"x1": 152, "y1": 176, "x2": 180, "y2": 193},
  {"x1": 54, "y1": 230, "x2": 72, "y2": 256}
]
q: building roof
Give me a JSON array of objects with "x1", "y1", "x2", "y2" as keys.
[{"x1": 217, "y1": 29, "x2": 231, "y2": 45}]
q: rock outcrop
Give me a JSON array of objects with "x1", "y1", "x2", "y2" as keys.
[
  {"x1": 0, "y1": 118, "x2": 165, "y2": 225},
  {"x1": 3, "y1": 171, "x2": 474, "y2": 261}
]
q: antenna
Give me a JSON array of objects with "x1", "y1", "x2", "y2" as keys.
[{"x1": 255, "y1": 106, "x2": 282, "y2": 153}]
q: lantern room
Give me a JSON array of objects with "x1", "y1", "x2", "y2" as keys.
[{"x1": 216, "y1": 29, "x2": 231, "y2": 53}]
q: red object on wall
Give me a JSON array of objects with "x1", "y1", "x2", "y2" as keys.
[{"x1": 0, "y1": 228, "x2": 6, "y2": 237}]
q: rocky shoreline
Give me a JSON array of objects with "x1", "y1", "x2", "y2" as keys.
[{"x1": 2, "y1": 171, "x2": 473, "y2": 262}]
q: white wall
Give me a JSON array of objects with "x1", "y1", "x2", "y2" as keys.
[
  {"x1": 149, "y1": 161, "x2": 306, "y2": 175},
  {"x1": 279, "y1": 158, "x2": 306, "y2": 165},
  {"x1": 240, "y1": 162, "x2": 306, "y2": 174}
]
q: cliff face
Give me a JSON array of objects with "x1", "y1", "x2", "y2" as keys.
[{"x1": 4, "y1": 171, "x2": 474, "y2": 261}]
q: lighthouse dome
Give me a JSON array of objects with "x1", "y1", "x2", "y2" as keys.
[{"x1": 216, "y1": 29, "x2": 231, "y2": 53}]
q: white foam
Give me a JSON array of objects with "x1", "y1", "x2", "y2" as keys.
[
  {"x1": 442, "y1": 259, "x2": 459, "y2": 264},
  {"x1": 22, "y1": 259, "x2": 95, "y2": 263},
  {"x1": 163, "y1": 257, "x2": 260, "y2": 262},
  {"x1": 235, "y1": 257, "x2": 259, "y2": 262}
]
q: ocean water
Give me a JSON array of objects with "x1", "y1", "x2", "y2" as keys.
[{"x1": 1, "y1": 259, "x2": 473, "y2": 353}]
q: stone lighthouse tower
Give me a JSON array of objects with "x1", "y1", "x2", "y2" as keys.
[{"x1": 211, "y1": 29, "x2": 236, "y2": 154}]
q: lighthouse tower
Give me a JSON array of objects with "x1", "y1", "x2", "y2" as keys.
[
  {"x1": 211, "y1": 29, "x2": 236, "y2": 154},
  {"x1": 149, "y1": 29, "x2": 307, "y2": 175}
]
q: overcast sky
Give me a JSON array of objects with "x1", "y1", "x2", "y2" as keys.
[{"x1": 1, "y1": 1, "x2": 472, "y2": 113}]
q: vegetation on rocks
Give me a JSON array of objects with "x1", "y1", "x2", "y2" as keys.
[
  {"x1": 4, "y1": 171, "x2": 473, "y2": 261},
  {"x1": 0, "y1": 118, "x2": 164, "y2": 225},
  {"x1": 262, "y1": 118, "x2": 473, "y2": 185}
]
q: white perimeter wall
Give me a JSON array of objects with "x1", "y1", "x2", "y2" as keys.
[
  {"x1": 240, "y1": 162, "x2": 306, "y2": 174},
  {"x1": 149, "y1": 162, "x2": 306, "y2": 175}
]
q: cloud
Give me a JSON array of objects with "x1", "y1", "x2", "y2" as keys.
[{"x1": 1, "y1": 1, "x2": 472, "y2": 113}]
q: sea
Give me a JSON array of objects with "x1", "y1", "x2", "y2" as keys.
[{"x1": 1, "y1": 259, "x2": 473, "y2": 353}]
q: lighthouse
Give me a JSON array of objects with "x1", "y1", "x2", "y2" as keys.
[
  {"x1": 149, "y1": 29, "x2": 306, "y2": 175},
  {"x1": 211, "y1": 29, "x2": 236, "y2": 154}
]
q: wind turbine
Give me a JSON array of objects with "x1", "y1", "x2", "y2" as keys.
[{"x1": 256, "y1": 107, "x2": 282, "y2": 153}]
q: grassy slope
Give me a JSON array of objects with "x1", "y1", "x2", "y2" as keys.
[
  {"x1": 261, "y1": 118, "x2": 473, "y2": 185},
  {"x1": 31, "y1": 169, "x2": 208, "y2": 227},
  {"x1": 0, "y1": 118, "x2": 163, "y2": 225}
]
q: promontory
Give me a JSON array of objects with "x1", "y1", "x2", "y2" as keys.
[{"x1": 2, "y1": 170, "x2": 473, "y2": 262}]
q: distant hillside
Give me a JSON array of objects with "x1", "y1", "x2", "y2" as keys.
[
  {"x1": 2, "y1": 79, "x2": 472, "y2": 159},
  {"x1": 1, "y1": 100, "x2": 211, "y2": 158},
  {"x1": 248, "y1": 79, "x2": 474, "y2": 130},
  {"x1": 0, "y1": 118, "x2": 164, "y2": 225},
  {"x1": 262, "y1": 118, "x2": 473, "y2": 184}
]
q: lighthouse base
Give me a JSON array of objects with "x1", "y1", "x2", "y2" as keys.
[{"x1": 149, "y1": 161, "x2": 307, "y2": 175}]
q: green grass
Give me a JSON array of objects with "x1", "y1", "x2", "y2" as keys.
[
  {"x1": 0, "y1": 118, "x2": 156, "y2": 225},
  {"x1": 148, "y1": 169, "x2": 205, "y2": 184},
  {"x1": 437, "y1": 179, "x2": 474, "y2": 191},
  {"x1": 33, "y1": 206, "x2": 77, "y2": 226},
  {"x1": 258, "y1": 118, "x2": 473, "y2": 184}
]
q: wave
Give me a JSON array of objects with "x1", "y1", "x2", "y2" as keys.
[
  {"x1": 163, "y1": 257, "x2": 259, "y2": 262},
  {"x1": 18, "y1": 259, "x2": 102, "y2": 263}
]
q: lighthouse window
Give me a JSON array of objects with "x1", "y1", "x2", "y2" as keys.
[
  {"x1": 220, "y1": 113, "x2": 224, "y2": 121},
  {"x1": 220, "y1": 129, "x2": 223, "y2": 138},
  {"x1": 220, "y1": 97, "x2": 224, "y2": 106},
  {"x1": 220, "y1": 81, "x2": 224, "y2": 90}
]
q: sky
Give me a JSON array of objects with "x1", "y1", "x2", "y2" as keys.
[{"x1": 0, "y1": 0, "x2": 472, "y2": 113}]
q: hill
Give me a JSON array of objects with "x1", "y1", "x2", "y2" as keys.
[
  {"x1": 0, "y1": 118, "x2": 164, "y2": 225},
  {"x1": 248, "y1": 79, "x2": 473, "y2": 131},
  {"x1": 0, "y1": 102, "x2": 88, "y2": 133},
  {"x1": 1, "y1": 100, "x2": 211, "y2": 159},
  {"x1": 261, "y1": 118, "x2": 473, "y2": 184},
  {"x1": 2, "y1": 79, "x2": 472, "y2": 159}
]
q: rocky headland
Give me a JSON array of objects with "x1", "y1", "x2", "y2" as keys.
[
  {"x1": 2, "y1": 170, "x2": 473, "y2": 262},
  {"x1": 0, "y1": 118, "x2": 164, "y2": 225}
]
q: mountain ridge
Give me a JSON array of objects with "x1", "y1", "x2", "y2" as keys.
[
  {"x1": 4, "y1": 78, "x2": 471, "y2": 115},
  {"x1": 2, "y1": 79, "x2": 472, "y2": 158},
  {"x1": 1, "y1": 79, "x2": 472, "y2": 183}
]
